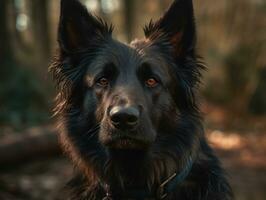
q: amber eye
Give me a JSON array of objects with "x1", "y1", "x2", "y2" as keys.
[
  {"x1": 97, "y1": 77, "x2": 109, "y2": 87},
  {"x1": 145, "y1": 78, "x2": 158, "y2": 88}
]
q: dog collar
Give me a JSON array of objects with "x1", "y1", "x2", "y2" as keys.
[{"x1": 102, "y1": 158, "x2": 193, "y2": 200}]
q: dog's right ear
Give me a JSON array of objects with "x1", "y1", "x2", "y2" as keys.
[
  {"x1": 58, "y1": 0, "x2": 112, "y2": 53},
  {"x1": 144, "y1": 0, "x2": 196, "y2": 58}
]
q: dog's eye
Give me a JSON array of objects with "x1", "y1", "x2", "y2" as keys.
[
  {"x1": 145, "y1": 78, "x2": 158, "y2": 88},
  {"x1": 97, "y1": 77, "x2": 109, "y2": 87}
]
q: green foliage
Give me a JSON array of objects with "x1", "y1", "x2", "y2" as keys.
[{"x1": 0, "y1": 64, "x2": 51, "y2": 130}]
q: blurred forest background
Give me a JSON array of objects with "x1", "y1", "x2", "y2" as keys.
[{"x1": 0, "y1": 0, "x2": 265, "y2": 200}]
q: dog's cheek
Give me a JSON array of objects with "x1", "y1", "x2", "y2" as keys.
[
  {"x1": 95, "y1": 90, "x2": 112, "y2": 123},
  {"x1": 94, "y1": 87, "x2": 105, "y2": 100},
  {"x1": 95, "y1": 104, "x2": 106, "y2": 123},
  {"x1": 83, "y1": 90, "x2": 98, "y2": 116},
  {"x1": 149, "y1": 85, "x2": 162, "y2": 104},
  {"x1": 154, "y1": 93, "x2": 176, "y2": 124},
  {"x1": 149, "y1": 101, "x2": 162, "y2": 130}
]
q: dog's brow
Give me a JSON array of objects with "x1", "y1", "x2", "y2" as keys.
[{"x1": 136, "y1": 62, "x2": 171, "y2": 87}]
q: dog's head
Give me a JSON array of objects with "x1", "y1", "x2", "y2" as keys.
[{"x1": 51, "y1": 0, "x2": 203, "y2": 179}]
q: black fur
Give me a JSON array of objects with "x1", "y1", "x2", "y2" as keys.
[{"x1": 50, "y1": 0, "x2": 233, "y2": 199}]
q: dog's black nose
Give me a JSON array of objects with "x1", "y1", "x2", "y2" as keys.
[{"x1": 109, "y1": 106, "x2": 140, "y2": 129}]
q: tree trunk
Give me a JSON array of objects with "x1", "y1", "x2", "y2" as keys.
[
  {"x1": 30, "y1": 0, "x2": 51, "y2": 71},
  {"x1": 124, "y1": 0, "x2": 134, "y2": 42},
  {"x1": 0, "y1": 0, "x2": 14, "y2": 74},
  {"x1": 0, "y1": 127, "x2": 60, "y2": 168}
]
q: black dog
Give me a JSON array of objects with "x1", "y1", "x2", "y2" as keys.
[{"x1": 50, "y1": 0, "x2": 233, "y2": 199}]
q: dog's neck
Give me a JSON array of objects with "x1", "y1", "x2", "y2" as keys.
[
  {"x1": 99, "y1": 154, "x2": 194, "y2": 200},
  {"x1": 80, "y1": 148, "x2": 194, "y2": 200},
  {"x1": 103, "y1": 149, "x2": 154, "y2": 189}
]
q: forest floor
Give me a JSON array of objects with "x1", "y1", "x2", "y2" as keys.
[{"x1": 0, "y1": 105, "x2": 265, "y2": 200}]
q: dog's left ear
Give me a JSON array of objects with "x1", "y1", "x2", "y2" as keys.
[
  {"x1": 144, "y1": 0, "x2": 196, "y2": 58},
  {"x1": 58, "y1": 0, "x2": 112, "y2": 54}
]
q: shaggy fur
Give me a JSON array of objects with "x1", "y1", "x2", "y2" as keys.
[{"x1": 50, "y1": 0, "x2": 233, "y2": 199}]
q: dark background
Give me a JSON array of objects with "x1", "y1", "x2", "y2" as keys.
[{"x1": 0, "y1": 0, "x2": 265, "y2": 199}]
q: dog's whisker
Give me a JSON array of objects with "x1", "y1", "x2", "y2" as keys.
[{"x1": 85, "y1": 124, "x2": 100, "y2": 139}]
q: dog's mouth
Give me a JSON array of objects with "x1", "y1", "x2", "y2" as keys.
[{"x1": 105, "y1": 137, "x2": 149, "y2": 150}]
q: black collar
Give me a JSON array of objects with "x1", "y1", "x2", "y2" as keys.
[{"x1": 102, "y1": 158, "x2": 193, "y2": 200}]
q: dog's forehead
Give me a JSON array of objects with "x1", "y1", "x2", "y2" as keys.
[
  {"x1": 102, "y1": 39, "x2": 165, "y2": 67},
  {"x1": 106, "y1": 39, "x2": 142, "y2": 66},
  {"x1": 86, "y1": 38, "x2": 169, "y2": 77},
  {"x1": 88, "y1": 39, "x2": 142, "y2": 70}
]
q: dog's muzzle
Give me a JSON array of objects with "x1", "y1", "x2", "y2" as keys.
[{"x1": 109, "y1": 106, "x2": 140, "y2": 130}]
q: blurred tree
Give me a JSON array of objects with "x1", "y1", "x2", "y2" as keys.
[
  {"x1": 249, "y1": 67, "x2": 266, "y2": 115},
  {"x1": 0, "y1": 0, "x2": 15, "y2": 70},
  {"x1": 223, "y1": 0, "x2": 265, "y2": 114},
  {"x1": 30, "y1": 0, "x2": 51, "y2": 72},
  {"x1": 124, "y1": 0, "x2": 134, "y2": 42},
  {"x1": 0, "y1": 0, "x2": 52, "y2": 130},
  {"x1": 198, "y1": 0, "x2": 266, "y2": 115},
  {"x1": 224, "y1": 45, "x2": 259, "y2": 114}
]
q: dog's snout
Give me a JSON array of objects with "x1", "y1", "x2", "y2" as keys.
[{"x1": 109, "y1": 106, "x2": 140, "y2": 129}]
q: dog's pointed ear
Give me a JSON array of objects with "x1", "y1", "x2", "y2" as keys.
[
  {"x1": 58, "y1": 0, "x2": 111, "y2": 53},
  {"x1": 144, "y1": 0, "x2": 196, "y2": 57}
]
